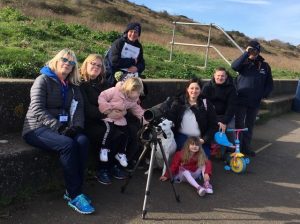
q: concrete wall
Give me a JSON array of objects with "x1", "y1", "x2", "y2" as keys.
[{"x1": 0, "y1": 78, "x2": 298, "y2": 135}]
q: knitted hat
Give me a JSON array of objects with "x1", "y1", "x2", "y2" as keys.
[
  {"x1": 248, "y1": 40, "x2": 261, "y2": 52},
  {"x1": 124, "y1": 22, "x2": 141, "y2": 36}
]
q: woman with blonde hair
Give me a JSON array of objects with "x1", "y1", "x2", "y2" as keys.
[{"x1": 22, "y1": 49, "x2": 95, "y2": 214}]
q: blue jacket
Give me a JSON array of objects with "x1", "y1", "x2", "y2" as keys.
[{"x1": 231, "y1": 52, "x2": 273, "y2": 107}]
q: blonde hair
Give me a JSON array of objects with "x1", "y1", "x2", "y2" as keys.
[
  {"x1": 47, "y1": 48, "x2": 81, "y2": 85},
  {"x1": 80, "y1": 54, "x2": 105, "y2": 82},
  {"x1": 181, "y1": 137, "x2": 207, "y2": 167},
  {"x1": 121, "y1": 77, "x2": 144, "y2": 96}
]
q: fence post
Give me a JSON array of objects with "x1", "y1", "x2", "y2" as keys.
[{"x1": 292, "y1": 79, "x2": 300, "y2": 112}]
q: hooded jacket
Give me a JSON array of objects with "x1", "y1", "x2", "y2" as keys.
[
  {"x1": 166, "y1": 94, "x2": 218, "y2": 144},
  {"x1": 202, "y1": 75, "x2": 237, "y2": 124},
  {"x1": 22, "y1": 66, "x2": 84, "y2": 136},
  {"x1": 231, "y1": 52, "x2": 273, "y2": 107}
]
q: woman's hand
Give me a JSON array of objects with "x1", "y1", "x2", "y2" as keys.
[
  {"x1": 159, "y1": 176, "x2": 168, "y2": 181},
  {"x1": 218, "y1": 122, "x2": 227, "y2": 133},
  {"x1": 199, "y1": 138, "x2": 205, "y2": 144}
]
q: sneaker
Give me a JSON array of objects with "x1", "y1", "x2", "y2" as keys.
[
  {"x1": 112, "y1": 165, "x2": 128, "y2": 180},
  {"x1": 197, "y1": 186, "x2": 206, "y2": 197},
  {"x1": 63, "y1": 190, "x2": 92, "y2": 203},
  {"x1": 95, "y1": 169, "x2": 112, "y2": 185},
  {"x1": 204, "y1": 181, "x2": 213, "y2": 194},
  {"x1": 115, "y1": 153, "x2": 128, "y2": 167},
  {"x1": 100, "y1": 148, "x2": 110, "y2": 162},
  {"x1": 68, "y1": 194, "x2": 95, "y2": 214}
]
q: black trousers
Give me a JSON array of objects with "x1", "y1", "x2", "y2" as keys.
[{"x1": 235, "y1": 105, "x2": 259, "y2": 152}]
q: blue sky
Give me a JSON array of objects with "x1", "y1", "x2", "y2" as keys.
[{"x1": 129, "y1": 0, "x2": 300, "y2": 46}]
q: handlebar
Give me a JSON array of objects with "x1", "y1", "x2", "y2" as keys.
[{"x1": 226, "y1": 128, "x2": 248, "y2": 132}]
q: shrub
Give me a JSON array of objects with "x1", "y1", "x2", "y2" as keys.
[{"x1": 0, "y1": 7, "x2": 28, "y2": 22}]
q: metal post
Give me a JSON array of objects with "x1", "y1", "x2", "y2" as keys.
[
  {"x1": 169, "y1": 22, "x2": 176, "y2": 61},
  {"x1": 204, "y1": 23, "x2": 212, "y2": 69}
]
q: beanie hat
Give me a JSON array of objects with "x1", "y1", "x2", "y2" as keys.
[
  {"x1": 124, "y1": 22, "x2": 141, "y2": 36},
  {"x1": 248, "y1": 40, "x2": 261, "y2": 52}
]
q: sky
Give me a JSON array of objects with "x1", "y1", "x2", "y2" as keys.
[{"x1": 129, "y1": 0, "x2": 300, "y2": 46}]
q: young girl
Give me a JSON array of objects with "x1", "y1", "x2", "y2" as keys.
[
  {"x1": 98, "y1": 77, "x2": 145, "y2": 168},
  {"x1": 160, "y1": 137, "x2": 213, "y2": 196}
]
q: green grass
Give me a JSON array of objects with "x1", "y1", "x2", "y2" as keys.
[{"x1": 0, "y1": 7, "x2": 299, "y2": 79}]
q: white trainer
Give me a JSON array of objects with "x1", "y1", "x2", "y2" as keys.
[
  {"x1": 115, "y1": 153, "x2": 128, "y2": 167},
  {"x1": 204, "y1": 181, "x2": 214, "y2": 194},
  {"x1": 100, "y1": 148, "x2": 109, "y2": 162},
  {"x1": 197, "y1": 186, "x2": 206, "y2": 197}
]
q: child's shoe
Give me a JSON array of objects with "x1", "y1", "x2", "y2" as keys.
[
  {"x1": 204, "y1": 181, "x2": 213, "y2": 194},
  {"x1": 100, "y1": 148, "x2": 109, "y2": 162},
  {"x1": 197, "y1": 186, "x2": 206, "y2": 197},
  {"x1": 115, "y1": 153, "x2": 128, "y2": 167}
]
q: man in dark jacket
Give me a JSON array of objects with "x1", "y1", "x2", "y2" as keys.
[
  {"x1": 202, "y1": 67, "x2": 237, "y2": 133},
  {"x1": 231, "y1": 40, "x2": 273, "y2": 157}
]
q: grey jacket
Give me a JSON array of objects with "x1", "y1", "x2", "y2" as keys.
[{"x1": 22, "y1": 74, "x2": 84, "y2": 136}]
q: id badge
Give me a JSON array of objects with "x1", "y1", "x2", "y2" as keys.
[{"x1": 59, "y1": 114, "x2": 69, "y2": 123}]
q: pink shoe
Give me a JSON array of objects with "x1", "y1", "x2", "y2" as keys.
[{"x1": 204, "y1": 181, "x2": 213, "y2": 194}]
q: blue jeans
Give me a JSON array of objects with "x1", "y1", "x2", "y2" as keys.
[
  {"x1": 23, "y1": 127, "x2": 89, "y2": 199},
  {"x1": 175, "y1": 132, "x2": 211, "y2": 158}
]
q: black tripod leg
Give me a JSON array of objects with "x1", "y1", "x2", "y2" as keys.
[
  {"x1": 121, "y1": 143, "x2": 149, "y2": 193},
  {"x1": 158, "y1": 140, "x2": 180, "y2": 202},
  {"x1": 142, "y1": 142, "x2": 156, "y2": 219}
]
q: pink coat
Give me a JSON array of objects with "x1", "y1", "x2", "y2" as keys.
[{"x1": 98, "y1": 86, "x2": 144, "y2": 126}]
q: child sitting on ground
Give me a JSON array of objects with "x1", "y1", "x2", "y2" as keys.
[
  {"x1": 98, "y1": 77, "x2": 145, "y2": 167},
  {"x1": 160, "y1": 136, "x2": 213, "y2": 196}
]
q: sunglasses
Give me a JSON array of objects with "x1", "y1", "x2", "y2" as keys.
[
  {"x1": 90, "y1": 62, "x2": 102, "y2": 68},
  {"x1": 60, "y1": 57, "x2": 76, "y2": 66}
]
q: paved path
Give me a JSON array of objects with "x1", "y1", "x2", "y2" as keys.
[{"x1": 1, "y1": 112, "x2": 300, "y2": 224}]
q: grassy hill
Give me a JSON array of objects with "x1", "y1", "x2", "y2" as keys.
[{"x1": 0, "y1": 0, "x2": 299, "y2": 79}]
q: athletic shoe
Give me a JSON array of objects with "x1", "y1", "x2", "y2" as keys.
[
  {"x1": 95, "y1": 169, "x2": 112, "y2": 185},
  {"x1": 115, "y1": 153, "x2": 128, "y2": 167},
  {"x1": 204, "y1": 181, "x2": 213, "y2": 194},
  {"x1": 68, "y1": 194, "x2": 95, "y2": 214},
  {"x1": 197, "y1": 186, "x2": 206, "y2": 197},
  {"x1": 112, "y1": 165, "x2": 128, "y2": 180},
  {"x1": 63, "y1": 190, "x2": 92, "y2": 203},
  {"x1": 100, "y1": 148, "x2": 109, "y2": 162}
]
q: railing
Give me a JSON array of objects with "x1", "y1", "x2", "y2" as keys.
[{"x1": 169, "y1": 22, "x2": 244, "y2": 68}]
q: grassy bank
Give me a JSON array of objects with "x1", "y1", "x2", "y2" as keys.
[{"x1": 0, "y1": 7, "x2": 299, "y2": 79}]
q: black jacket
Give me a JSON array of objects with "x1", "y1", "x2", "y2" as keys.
[
  {"x1": 166, "y1": 94, "x2": 218, "y2": 144},
  {"x1": 80, "y1": 76, "x2": 109, "y2": 125},
  {"x1": 110, "y1": 36, "x2": 145, "y2": 74},
  {"x1": 202, "y1": 75, "x2": 237, "y2": 124},
  {"x1": 231, "y1": 52, "x2": 273, "y2": 107}
]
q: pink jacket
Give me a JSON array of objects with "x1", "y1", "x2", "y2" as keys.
[{"x1": 98, "y1": 86, "x2": 144, "y2": 126}]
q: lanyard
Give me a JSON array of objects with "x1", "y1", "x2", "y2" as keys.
[{"x1": 61, "y1": 80, "x2": 69, "y2": 113}]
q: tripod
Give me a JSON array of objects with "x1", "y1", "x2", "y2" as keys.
[{"x1": 121, "y1": 125, "x2": 180, "y2": 219}]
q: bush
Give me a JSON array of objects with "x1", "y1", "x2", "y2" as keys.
[{"x1": 0, "y1": 7, "x2": 28, "y2": 22}]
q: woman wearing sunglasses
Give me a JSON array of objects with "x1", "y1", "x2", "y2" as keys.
[{"x1": 22, "y1": 49, "x2": 95, "y2": 214}]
